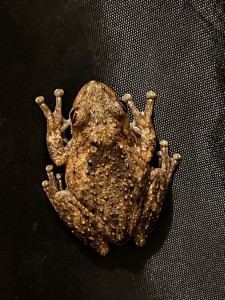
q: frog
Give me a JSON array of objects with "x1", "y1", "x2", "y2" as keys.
[{"x1": 35, "y1": 80, "x2": 181, "y2": 256}]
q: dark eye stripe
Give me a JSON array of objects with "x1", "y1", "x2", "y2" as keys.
[
  {"x1": 69, "y1": 108, "x2": 77, "y2": 124},
  {"x1": 119, "y1": 100, "x2": 128, "y2": 113}
]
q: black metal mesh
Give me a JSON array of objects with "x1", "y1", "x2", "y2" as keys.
[{"x1": 1, "y1": 1, "x2": 225, "y2": 299}]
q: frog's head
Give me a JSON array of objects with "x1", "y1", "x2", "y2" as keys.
[{"x1": 69, "y1": 81, "x2": 131, "y2": 141}]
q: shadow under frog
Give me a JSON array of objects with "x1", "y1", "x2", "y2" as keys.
[{"x1": 35, "y1": 80, "x2": 180, "y2": 258}]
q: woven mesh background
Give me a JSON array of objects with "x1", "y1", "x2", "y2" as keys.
[{"x1": 0, "y1": 0, "x2": 225, "y2": 299}]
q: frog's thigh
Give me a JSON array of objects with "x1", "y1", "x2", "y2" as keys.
[
  {"x1": 54, "y1": 190, "x2": 109, "y2": 255},
  {"x1": 134, "y1": 168, "x2": 167, "y2": 247},
  {"x1": 42, "y1": 166, "x2": 109, "y2": 256}
]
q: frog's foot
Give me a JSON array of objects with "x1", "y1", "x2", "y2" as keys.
[
  {"x1": 122, "y1": 91, "x2": 156, "y2": 130},
  {"x1": 35, "y1": 90, "x2": 70, "y2": 142},
  {"x1": 122, "y1": 91, "x2": 157, "y2": 161},
  {"x1": 134, "y1": 141, "x2": 181, "y2": 247},
  {"x1": 157, "y1": 140, "x2": 181, "y2": 184},
  {"x1": 42, "y1": 165, "x2": 110, "y2": 256},
  {"x1": 42, "y1": 165, "x2": 63, "y2": 199},
  {"x1": 35, "y1": 91, "x2": 70, "y2": 165},
  {"x1": 122, "y1": 91, "x2": 156, "y2": 129}
]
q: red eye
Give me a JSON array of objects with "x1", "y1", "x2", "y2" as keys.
[{"x1": 69, "y1": 108, "x2": 78, "y2": 124}]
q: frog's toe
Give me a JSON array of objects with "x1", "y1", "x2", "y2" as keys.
[
  {"x1": 54, "y1": 89, "x2": 64, "y2": 98},
  {"x1": 44, "y1": 164, "x2": 61, "y2": 195},
  {"x1": 173, "y1": 153, "x2": 182, "y2": 161},
  {"x1": 158, "y1": 140, "x2": 181, "y2": 181},
  {"x1": 42, "y1": 180, "x2": 49, "y2": 187},
  {"x1": 159, "y1": 139, "x2": 169, "y2": 149},
  {"x1": 56, "y1": 173, "x2": 63, "y2": 190},
  {"x1": 122, "y1": 93, "x2": 133, "y2": 102},
  {"x1": 42, "y1": 180, "x2": 50, "y2": 196},
  {"x1": 157, "y1": 140, "x2": 169, "y2": 170},
  {"x1": 43, "y1": 165, "x2": 65, "y2": 195},
  {"x1": 169, "y1": 153, "x2": 182, "y2": 175},
  {"x1": 35, "y1": 96, "x2": 53, "y2": 119},
  {"x1": 45, "y1": 165, "x2": 56, "y2": 184},
  {"x1": 35, "y1": 96, "x2": 45, "y2": 105},
  {"x1": 146, "y1": 90, "x2": 157, "y2": 100},
  {"x1": 46, "y1": 165, "x2": 54, "y2": 172}
]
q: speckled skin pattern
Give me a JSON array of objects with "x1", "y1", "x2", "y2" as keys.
[{"x1": 35, "y1": 81, "x2": 181, "y2": 256}]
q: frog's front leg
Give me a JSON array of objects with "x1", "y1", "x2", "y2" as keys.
[
  {"x1": 122, "y1": 91, "x2": 157, "y2": 162},
  {"x1": 42, "y1": 165, "x2": 110, "y2": 256},
  {"x1": 134, "y1": 141, "x2": 181, "y2": 247},
  {"x1": 35, "y1": 90, "x2": 70, "y2": 166}
]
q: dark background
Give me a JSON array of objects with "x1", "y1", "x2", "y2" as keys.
[{"x1": 1, "y1": 1, "x2": 225, "y2": 299}]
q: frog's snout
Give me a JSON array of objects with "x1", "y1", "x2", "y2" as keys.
[{"x1": 86, "y1": 80, "x2": 100, "y2": 93}]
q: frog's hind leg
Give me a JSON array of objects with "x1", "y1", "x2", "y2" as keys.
[
  {"x1": 134, "y1": 141, "x2": 181, "y2": 247},
  {"x1": 42, "y1": 165, "x2": 110, "y2": 256}
]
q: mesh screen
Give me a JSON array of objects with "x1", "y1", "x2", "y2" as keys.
[{"x1": 1, "y1": 1, "x2": 225, "y2": 299}]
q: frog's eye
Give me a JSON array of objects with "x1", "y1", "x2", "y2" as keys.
[
  {"x1": 119, "y1": 99, "x2": 128, "y2": 113},
  {"x1": 69, "y1": 107, "x2": 77, "y2": 124}
]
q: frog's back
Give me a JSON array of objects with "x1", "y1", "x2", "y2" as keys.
[{"x1": 65, "y1": 141, "x2": 149, "y2": 243}]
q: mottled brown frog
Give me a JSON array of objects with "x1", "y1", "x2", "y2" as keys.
[{"x1": 35, "y1": 81, "x2": 181, "y2": 256}]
